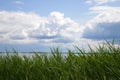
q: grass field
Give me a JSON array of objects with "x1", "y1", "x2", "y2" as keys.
[{"x1": 0, "y1": 41, "x2": 120, "y2": 80}]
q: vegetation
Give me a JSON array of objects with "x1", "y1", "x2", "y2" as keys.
[{"x1": 0, "y1": 41, "x2": 120, "y2": 80}]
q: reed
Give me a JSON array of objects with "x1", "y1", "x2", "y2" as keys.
[{"x1": 0, "y1": 41, "x2": 120, "y2": 80}]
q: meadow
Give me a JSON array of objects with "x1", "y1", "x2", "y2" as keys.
[{"x1": 0, "y1": 41, "x2": 120, "y2": 80}]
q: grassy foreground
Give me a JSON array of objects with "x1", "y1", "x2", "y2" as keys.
[{"x1": 0, "y1": 42, "x2": 120, "y2": 80}]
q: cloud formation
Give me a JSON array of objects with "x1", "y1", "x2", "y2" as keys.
[
  {"x1": 83, "y1": 6, "x2": 120, "y2": 40},
  {"x1": 0, "y1": 11, "x2": 83, "y2": 44}
]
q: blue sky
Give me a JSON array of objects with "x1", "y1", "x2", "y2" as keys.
[
  {"x1": 0, "y1": 0, "x2": 91, "y2": 23},
  {"x1": 0, "y1": 0, "x2": 120, "y2": 52}
]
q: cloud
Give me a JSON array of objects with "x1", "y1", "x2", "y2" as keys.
[
  {"x1": 95, "y1": 0, "x2": 117, "y2": 4},
  {"x1": 85, "y1": 0, "x2": 119, "y2": 5},
  {"x1": 83, "y1": 22, "x2": 120, "y2": 40},
  {"x1": 85, "y1": 0, "x2": 93, "y2": 5},
  {"x1": 54, "y1": 38, "x2": 74, "y2": 43},
  {"x1": 90, "y1": 6, "x2": 120, "y2": 14},
  {"x1": 13, "y1": 1, "x2": 24, "y2": 5},
  {"x1": 0, "y1": 11, "x2": 109, "y2": 52},
  {"x1": 82, "y1": 6, "x2": 120, "y2": 40},
  {"x1": 0, "y1": 11, "x2": 83, "y2": 44}
]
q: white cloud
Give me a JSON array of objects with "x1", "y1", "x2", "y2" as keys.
[
  {"x1": 89, "y1": 6, "x2": 120, "y2": 23},
  {"x1": 13, "y1": 1, "x2": 24, "y2": 5},
  {"x1": 83, "y1": 6, "x2": 120, "y2": 40},
  {"x1": 85, "y1": 0, "x2": 119, "y2": 5},
  {"x1": 95, "y1": 0, "x2": 116, "y2": 4},
  {"x1": 90, "y1": 6, "x2": 120, "y2": 14},
  {"x1": 0, "y1": 11, "x2": 83, "y2": 44},
  {"x1": 85, "y1": 0, "x2": 93, "y2": 5}
]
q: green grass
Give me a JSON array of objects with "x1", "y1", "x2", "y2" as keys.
[{"x1": 0, "y1": 41, "x2": 120, "y2": 80}]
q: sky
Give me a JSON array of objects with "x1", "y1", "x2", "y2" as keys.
[{"x1": 0, "y1": 0, "x2": 120, "y2": 52}]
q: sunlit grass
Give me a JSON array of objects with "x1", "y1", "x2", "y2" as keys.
[{"x1": 0, "y1": 41, "x2": 120, "y2": 80}]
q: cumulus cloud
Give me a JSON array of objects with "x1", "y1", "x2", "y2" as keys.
[
  {"x1": 82, "y1": 6, "x2": 120, "y2": 40},
  {"x1": 0, "y1": 11, "x2": 83, "y2": 44}
]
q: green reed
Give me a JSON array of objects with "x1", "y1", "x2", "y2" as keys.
[{"x1": 0, "y1": 41, "x2": 120, "y2": 80}]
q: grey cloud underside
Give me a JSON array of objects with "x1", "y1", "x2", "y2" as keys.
[
  {"x1": 10, "y1": 36, "x2": 25, "y2": 40},
  {"x1": 30, "y1": 35, "x2": 73, "y2": 43},
  {"x1": 83, "y1": 22, "x2": 120, "y2": 40},
  {"x1": 53, "y1": 38, "x2": 73, "y2": 43},
  {"x1": 30, "y1": 35, "x2": 60, "y2": 39}
]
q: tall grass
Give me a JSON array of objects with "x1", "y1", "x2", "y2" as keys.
[{"x1": 0, "y1": 41, "x2": 120, "y2": 80}]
